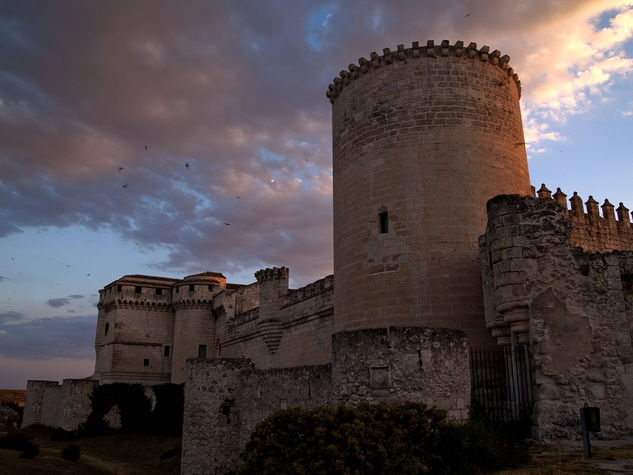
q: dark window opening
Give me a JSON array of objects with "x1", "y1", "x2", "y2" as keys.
[
  {"x1": 164, "y1": 345, "x2": 170, "y2": 357},
  {"x1": 104, "y1": 322, "x2": 109, "y2": 336},
  {"x1": 143, "y1": 358, "x2": 149, "y2": 367},
  {"x1": 135, "y1": 286, "x2": 142, "y2": 293},
  {"x1": 208, "y1": 285, "x2": 212, "y2": 290},
  {"x1": 116, "y1": 284, "x2": 122, "y2": 292},
  {"x1": 379, "y1": 211, "x2": 389, "y2": 233},
  {"x1": 198, "y1": 344, "x2": 207, "y2": 358},
  {"x1": 175, "y1": 286, "x2": 179, "y2": 293},
  {"x1": 189, "y1": 284, "x2": 195, "y2": 292},
  {"x1": 155, "y1": 288, "x2": 162, "y2": 295}
]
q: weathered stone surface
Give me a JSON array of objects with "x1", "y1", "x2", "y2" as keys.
[
  {"x1": 181, "y1": 326, "x2": 469, "y2": 474},
  {"x1": 480, "y1": 194, "x2": 633, "y2": 439},
  {"x1": 22, "y1": 379, "x2": 97, "y2": 430}
]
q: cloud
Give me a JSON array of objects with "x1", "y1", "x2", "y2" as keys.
[
  {"x1": 0, "y1": 314, "x2": 96, "y2": 359},
  {"x1": 68, "y1": 294, "x2": 83, "y2": 299},
  {"x1": 47, "y1": 298, "x2": 70, "y2": 308},
  {"x1": 0, "y1": 311, "x2": 23, "y2": 325},
  {"x1": 0, "y1": 1, "x2": 631, "y2": 287}
]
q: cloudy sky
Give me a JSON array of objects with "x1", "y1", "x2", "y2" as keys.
[{"x1": 1, "y1": 0, "x2": 632, "y2": 389}]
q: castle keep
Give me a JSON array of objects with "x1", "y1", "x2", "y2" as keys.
[{"x1": 22, "y1": 40, "x2": 633, "y2": 474}]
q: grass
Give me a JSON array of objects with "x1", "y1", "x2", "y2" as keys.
[
  {"x1": 496, "y1": 442, "x2": 633, "y2": 474},
  {"x1": 0, "y1": 426, "x2": 181, "y2": 474}
]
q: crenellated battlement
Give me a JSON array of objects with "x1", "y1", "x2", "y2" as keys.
[
  {"x1": 326, "y1": 40, "x2": 521, "y2": 103},
  {"x1": 536, "y1": 184, "x2": 633, "y2": 253},
  {"x1": 254, "y1": 266, "x2": 289, "y2": 283}
]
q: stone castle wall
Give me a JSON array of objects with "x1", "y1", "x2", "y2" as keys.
[
  {"x1": 22, "y1": 379, "x2": 97, "y2": 431},
  {"x1": 480, "y1": 194, "x2": 633, "y2": 439},
  {"x1": 536, "y1": 184, "x2": 633, "y2": 253},
  {"x1": 330, "y1": 41, "x2": 532, "y2": 347},
  {"x1": 181, "y1": 326, "x2": 469, "y2": 474},
  {"x1": 217, "y1": 273, "x2": 334, "y2": 369}
]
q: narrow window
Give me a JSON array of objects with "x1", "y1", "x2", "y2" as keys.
[
  {"x1": 379, "y1": 211, "x2": 389, "y2": 233},
  {"x1": 135, "y1": 286, "x2": 142, "y2": 293},
  {"x1": 116, "y1": 284, "x2": 122, "y2": 292},
  {"x1": 164, "y1": 345, "x2": 170, "y2": 357},
  {"x1": 155, "y1": 288, "x2": 162, "y2": 295},
  {"x1": 208, "y1": 285, "x2": 212, "y2": 291},
  {"x1": 175, "y1": 286, "x2": 179, "y2": 293},
  {"x1": 104, "y1": 322, "x2": 109, "y2": 336},
  {"x1": 189, "y1": 284, "x2": 195, "y2": 292},
  {"x1": 143, "y1": 358, "x2": 149, "y2": 367},
  {"x1": 198, "y1": 344, "x2": 207, "y2": 358}
]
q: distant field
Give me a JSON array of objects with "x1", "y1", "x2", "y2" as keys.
[{"x1": 0, "y1": 390, "x2": 25, "y2": 407}]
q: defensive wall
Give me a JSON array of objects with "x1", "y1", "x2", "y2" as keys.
[
  {"x1": 181, "y1": 326, "x2": 470, "y2": 474},
  {"x1": 216, "y1": 269, "x2": 334, "y2": 369},
  {"x1": 480, "y1": 189, "x2": 633, "y2": 439},
  {"x1": 22, "y1": 379, "x2": 97, "y2": 431}
]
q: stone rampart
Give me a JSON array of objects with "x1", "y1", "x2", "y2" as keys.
[
  {"x1": 480, "y1": 194, "x2": 633, "y2": 439},
  {"x1": 537, "y1": 184, "x2": 633, "y2": 253},
  {"x1": 22, "y1": 379, "x2": 97, "y2": 430},
  {"x1": 181, "y1": 326, "x2": 470, "y2": 474},
  {"x1": 217, "y1": 274, "x2": 334, "y2": 369},
  {"x1": 331, "y1": 327, "x2": 470, "y2": 420}
]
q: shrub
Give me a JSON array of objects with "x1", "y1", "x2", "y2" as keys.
[
  {"x1": 19, "y1": 441, "x2": 39, "y2": 459},
  {"x1": 1, "y1": 432, "x2": 41, "y2": 459},
  {"x1": 81, "y1": 383, "x2": 152, "y2": 435},
  {"x1": 149, "y1": 384, "x2": 184, "y2": 435},
  {"x1": 51, "y1": 427, "x2": 77, "y2": 441},
  {"x1": 61, "y1": 444, "x2": 81, "y2": 462},
  {"x1": 238, "y1": 402, "x2": 529, "y2": 474}
]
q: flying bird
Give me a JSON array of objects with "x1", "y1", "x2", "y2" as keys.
[
  {"x1": 144, "y1": 145, "x2": 148, "y2": 150},
  {"x1": 185, "y1": 162, "x2": 190, "y2": 169},
  {"x1": 123, "y1": 184, "x2": 128, "y2": 188},
  {"x1": 465, "y1": 13, "x2": 470, "y2": 17},
  {"x1": 224, "y1": 222, "x2": 231, "y2": 226},
  {"x1": 118, "y1": 167, "x2": 124, "y2": 171}
]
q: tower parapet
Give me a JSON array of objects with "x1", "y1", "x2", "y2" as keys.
[{"x1": 326, "y1": 40, "x2": 521, "y2": 103}]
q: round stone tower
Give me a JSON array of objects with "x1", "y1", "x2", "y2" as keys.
[
  {"x1": 171, "y1": 272, "x2": 226, "y2": 383},
  {"x1": 327, "y1": 40, "x2": 532, "y2": 346}
]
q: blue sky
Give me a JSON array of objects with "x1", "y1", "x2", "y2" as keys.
[{"x1": 1, "y1": 0, "x2": 632, "y2": 388}]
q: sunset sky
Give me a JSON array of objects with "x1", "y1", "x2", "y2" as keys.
[{"x1": 1, "y1": 0, "x2": 632, "y2": 389}]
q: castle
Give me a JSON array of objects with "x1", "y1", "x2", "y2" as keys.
[{"x1": 23, "y1": 40, "x2": 633, "y2": 474}]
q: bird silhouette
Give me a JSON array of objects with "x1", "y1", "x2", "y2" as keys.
[
  {"x1": 224, "y1": 222, "x2": 231, "y2": 226},
  {"x1": 144, "y1": 145, "x2": 148, "y2": 150},
  {"x1": 123, "y1": 184, "x2": 128, "y2": 188},
  {"x1": 185, "y1": 162, "x2": 190, "y2": 169},
  {"x1": 118, "y1": 167, "x2": 124, "y2": 171}
]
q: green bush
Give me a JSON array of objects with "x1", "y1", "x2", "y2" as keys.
[
  {"x1": 79, "y1": 383, "x2": 184, "y2": 436},
  {"x1": 51, "y1": 427, "x2": 77, "y2": 441},
  {"x1": 149, "y1": 383, "x2": 184, "y2": 435},
  {"x1": 238, "y1": 402, "x2": 528, "y2": 474},
  {"x1": 81, "y1": 383, "x2": 151, "y2": 435},
  {"x1": 61, "y1": 444, "x2": 81, "y2": 462},
  {"x1": 0, "y1": 432, "x2": 40, "y2": 459}
]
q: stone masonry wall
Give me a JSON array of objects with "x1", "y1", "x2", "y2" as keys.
[
  {"x1": 22, "y1": 379, "x2": 98, "y2": 430},
  {"x1": 216, "y1": 274, "x2": 334, "y2": 369},
  {"x1": 536, "y1": 184, "x2": 633, "y2": 253},
  {"x1": 480, "y1": 194, "x2": 633, "y2": 439},
  {"x1": 331, "y1": 327, "x2": 470, "y2": 420},
  {"x1": 181, "y1": 326, "x2": 469, "y2": 474},
  {"x1": 331, "y1": 41, "x2": 532, "y2": 348}
]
